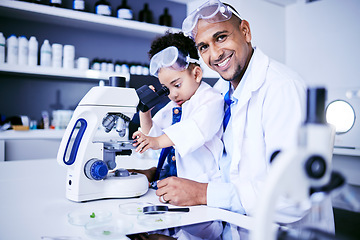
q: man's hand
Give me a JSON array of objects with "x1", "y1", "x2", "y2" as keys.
[{"x1": 156, "y1": 177, "x2": 208, "y2": 206}]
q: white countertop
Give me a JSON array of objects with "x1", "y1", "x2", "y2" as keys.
[
  {"x1": 0, "y1": 129, "x2": 65, "y2": 140},
  {"x1": 0, "y1": 158, "x2": 253, "y2": 240}
]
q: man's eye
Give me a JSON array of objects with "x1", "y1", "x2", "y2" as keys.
[
  {"x1": 198, "y1": 45, "x2": 208, "y2": 53},
  {"x1": 216, "y1": 35, "x2": 227, "y2": 42}
]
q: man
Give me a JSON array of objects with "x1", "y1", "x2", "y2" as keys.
[{"x1": 155, "y1": 0, "x2": 334, "y2": 238}]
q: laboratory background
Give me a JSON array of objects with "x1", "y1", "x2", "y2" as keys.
[{"x1": 0, "y1": 0, "x2": 359, "y2": 239}]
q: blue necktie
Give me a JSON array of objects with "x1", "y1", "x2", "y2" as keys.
[
  {"x1": 153, "y1": 107, "x2": 182, "y2": 184},
  {"x1": 223, "y1": 87, "x2": 233, "y2": 131}
]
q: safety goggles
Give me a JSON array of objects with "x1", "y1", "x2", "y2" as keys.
[
  {"x1": 149, "y1": 46, "x2": 200, "y2": 77},
  {"x1": 182, "y1": 0, "x2": 241, "y2": 39}
]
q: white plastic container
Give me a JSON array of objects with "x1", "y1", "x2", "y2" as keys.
[
  {"x1": 18, "y1": 36, "x2": 29, "y2": 65},
  {"x1": 6, "y1": 35, "x2": 18, "y2": 65},
  {"x1": 107, "y1": 61, "x2": 114, "y2": 72},
  {"x1": 40, "y1": 39, "x2": 52, "y2": 67},
  {"x1": 28, "y1": 36, "x2": 38, "y2": 66},
  {"x1": 76, "y1": 57, "x2": 89, "y2": 70},
  {"x1": 63, "y1": 44, "x2": 75, "y2": 69},
  {"x1": 52, "y1": 43, "x2": 63, "y2": 68},
  {"x1": 0, "y1": 32, "x2": 5, "y2": 64}
]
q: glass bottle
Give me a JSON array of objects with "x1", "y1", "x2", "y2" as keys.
[
  {"x1": 117, "y1": 0, "x2": 133, "y2": 20},
  {"x1": 95, "y1": 0, "x2": 112, "y2": 16},
  {"x1": 139, "y1": 3, "x2": 153, "y2": 23},
  {"x1": 159, "y1": 8, "x2": 172, "y2": 27},
  {"x1": 73, "y1": 0, "x2": 85, "y2": 11},
  {"x1": 49, "y1": 0, "x2": 62, "y2": 7}
]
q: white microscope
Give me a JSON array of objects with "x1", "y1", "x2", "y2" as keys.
[
  {"x1": 251, "y1": 87, "x2": 346, "y2": 240},
  {"x1": 57, "y1": 76, "x2": 169, "y2": 202}
]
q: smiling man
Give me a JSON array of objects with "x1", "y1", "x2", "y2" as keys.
[{"x1": 155, "y1": 0, "x2": 335, "y2": 239}]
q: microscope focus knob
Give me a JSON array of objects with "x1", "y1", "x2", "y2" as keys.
[
  {"x1": 84, "y1": 159, "x2": 109, "y2": 180},
  {"x1": 305, "y1": 155, "x2": 327, "y2": 179}
]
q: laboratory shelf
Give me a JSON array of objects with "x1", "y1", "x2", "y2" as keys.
[
  {"x1": 0, "y1": 63, "x2": 129, "y2": 81},
  {"x1": 0, "y1": 0, "x2": 181, "y2": 39}
]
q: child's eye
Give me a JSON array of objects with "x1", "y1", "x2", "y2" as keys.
[{"x1": 175, "y1": 83, "x2": 181, "y2": 88}]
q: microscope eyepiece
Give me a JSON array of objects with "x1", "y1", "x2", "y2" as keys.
[
  {"x1": 305, "y1": 87, "x2": 326, "y2": 124},
  {"x1": 136, "y1": 85, "x2": 169, "y2": 112}
]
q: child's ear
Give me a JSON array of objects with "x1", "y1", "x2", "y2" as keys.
[{"x1": 193, "y1": 65, "x2": 202, "y2": 83}]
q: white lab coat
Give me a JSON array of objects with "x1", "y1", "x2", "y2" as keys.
[
  {"x1": 208, "y1": 47, "x2": 334, "y2": 238},
  {"x1": 149, "y1": 81, "x2": 224, "y2": 183}
]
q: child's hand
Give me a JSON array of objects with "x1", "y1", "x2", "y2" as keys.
[{"x1": 132, "y1": 131, "x2": 160, "y2": 153}]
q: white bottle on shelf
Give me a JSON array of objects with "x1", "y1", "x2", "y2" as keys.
[
  {"x1": 28, "y1": 36, "x2": 38, "y2": 66},
  {"x1": 40, "y1": 39, "x2": 52, "y2": 67},
  {"x1": 18, "y1": 36, "x2": 29, "y2": 65},
  {"x1": 63, "y1": 45, "x2": 75, "y2": 69},
  {"x1": 6, "y1": 35, "x2": 18, "y2": 65},
  {"x1": 0, "y1": 32, "x2": 5, "y2": 64},
  {"x1": 52, "y1": 43, "x2": 63, "y2": 68}
]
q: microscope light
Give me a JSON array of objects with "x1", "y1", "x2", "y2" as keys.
[{"x1": 326, "y1": 100, "x2": 355, "y2": 134}]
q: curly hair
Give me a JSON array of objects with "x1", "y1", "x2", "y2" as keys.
[{"x1": 148, "y1": 31, "x2": 199, "y2": 61}]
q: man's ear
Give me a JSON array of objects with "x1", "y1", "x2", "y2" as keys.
[
  {"x1": 193, "y1": 65, "x2": 203, "y2": 83},
  {"x1": 240, "y1": 20, "x2": 252, "y2": 43}
]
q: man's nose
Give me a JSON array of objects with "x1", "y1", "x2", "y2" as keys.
[{"x1": 210, "y1": 44, "x2": 223, "y2": 63}]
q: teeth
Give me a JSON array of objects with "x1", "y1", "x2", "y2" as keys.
[{"x1": 217, "y1": 57, "x2": 230, "y2": 67}]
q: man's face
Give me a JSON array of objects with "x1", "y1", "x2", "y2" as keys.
[{"x1": 194, "y1": 18, "x2": 252, "y2": 84}]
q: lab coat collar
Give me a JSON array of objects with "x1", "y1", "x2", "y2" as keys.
[
  {"x1": 232, "y1": 47, "x2": 269, "y2": 109},
  {"x1": 215, "y1": 47, "x2": 269, "y2": 103},
  {"x1": 228, "y1": 47, "x2": 270, "y2": 169}
]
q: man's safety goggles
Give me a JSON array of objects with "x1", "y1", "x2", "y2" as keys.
[
  {"x1": 182, "y1": 0, "x2": 241, "y2": 39},
  {"x1": 149, "y1": 46, "x2": 200, "y2": 77}
]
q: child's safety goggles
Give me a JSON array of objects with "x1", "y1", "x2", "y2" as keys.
[
  {"x1": 149, "y1": 46, "x2": 200, "y2": 77},
  {"x1": 182, "y1": 0, "x2": 241, "y2": 39}
]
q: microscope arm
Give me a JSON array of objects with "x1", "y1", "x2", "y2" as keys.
[{"x1": 251, "y1": 149, "x2": 311, "y2": 240}]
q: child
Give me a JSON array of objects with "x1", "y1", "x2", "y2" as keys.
[
  {"x1": 132, "y1": 32, "x2": 224, "y2": 187},
  {"x1": 131, "y1": 31, "x2": 224, "y2": 240}
]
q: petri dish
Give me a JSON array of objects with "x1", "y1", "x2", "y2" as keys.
[
  {"x1": 68, "y1": 209, "x2": 112, "y2": 226},
  {"x1": 85, "y1": 219, "x2": 133, "y2": 240},
  {"x1": 118, "y1": 202, "x2": 154, "y2": 215},
  {"x1": 137, "y1": 213, "x2": 181, "y2": 228}
]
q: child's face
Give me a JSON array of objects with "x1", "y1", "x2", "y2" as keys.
[{"x1": 158, "y1": 66, "x2": 201, "y2": 106}]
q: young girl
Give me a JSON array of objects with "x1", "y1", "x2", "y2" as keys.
[
  {"x1": 131, "y1": 31, "x2": 224, "y2": 240},
  {"x1": 132, "y1": 32, "x2": 224, "y2": 188}
]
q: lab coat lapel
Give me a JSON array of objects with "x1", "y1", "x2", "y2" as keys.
[{"x1": 230, "y1": 48, "x2": 269, "y2": 171}]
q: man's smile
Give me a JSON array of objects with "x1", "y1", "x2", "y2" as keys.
[{"x1": 213, "y1": 52, "x2": 233, "y2": 71}]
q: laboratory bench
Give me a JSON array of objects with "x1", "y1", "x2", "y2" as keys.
[
  {"x1": 0, "y1": 129, "x2": 65, "y2": 161},
  {"x1": 0, "y1": 157, "x2": 253, "y2": 240}
]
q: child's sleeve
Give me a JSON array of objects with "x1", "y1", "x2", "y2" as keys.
[{"x1": 164, "y1": 90, "x2": 224, "y2": 157}]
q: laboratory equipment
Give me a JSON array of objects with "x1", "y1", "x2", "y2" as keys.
[
  {"x1": 143, "y1": 206, "x2": 190, "y2": 214},
  {"x1": 251, "y1": 87, "x2": 345, "y2": 240},
  {"x1": 57, "y1": 76, "x2": 169, "y2": 202}
]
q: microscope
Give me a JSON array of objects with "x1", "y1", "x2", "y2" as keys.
[
  {"x1": 57, "y1": 76, "x2": 169, "y2": 202},
  {"x1": 251, "y1": 87, "x2": 346, "y2": 240}
]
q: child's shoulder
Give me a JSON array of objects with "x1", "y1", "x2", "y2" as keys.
[{"x1": 196, "y1": 81, "x2": 223, "y2": 99}]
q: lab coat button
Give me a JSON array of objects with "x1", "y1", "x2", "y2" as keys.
[
  {"x1": 172, "y1": 156, "x2": 176, "y2": 161},
  {"x1": 173, "y1": 109, "x2": 179, "y2": 114}
]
